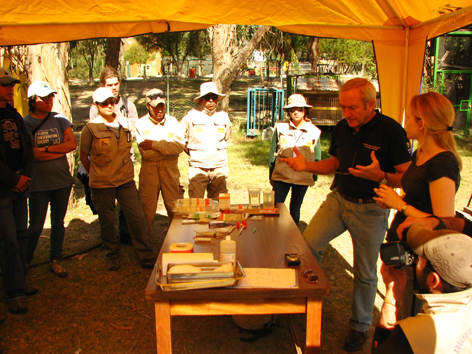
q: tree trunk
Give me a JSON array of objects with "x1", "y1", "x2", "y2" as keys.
[
  {"x1": 27, "y1": 43, "x2": 75, "y2": 203},
  {"x1": 209, "y1": 25, "x2": 270, "y2": 112},
  {"x1": 105, "y1": 38, "x2": 122, "y2": 70},
  {"x1": 306, "y1": 37, "x2": 319, "y2": 74}
]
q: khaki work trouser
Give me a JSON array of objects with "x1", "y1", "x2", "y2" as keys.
[
  {"x1": 139, "y1": 159, "x2": 182, "y2": 236},
  {"x1": 188, "y1": 165, "x2": 228, "y2": 200}
]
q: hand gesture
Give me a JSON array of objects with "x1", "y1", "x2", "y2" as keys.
[
  {"x1": 280, "y1": 147, "x2": 307, "y2": 172},
  {"x1": 373, "y1": 184, "x2": 402, "y2": 211},
  {"x1": 139, "y1": 140, "x2": 153, "y2": 150},
  {"x1": 396, "y1": 216, "x2": 439, "y2": 239},
  {"x1": 380, "y1": 263, "x2": 407, "y2": 295},
  {"x1": 12, "y1": 175, "x2": 31, "y2": 193},
  {"x1": 349, "y1": 150, "x2": 382, "y2": 182}
]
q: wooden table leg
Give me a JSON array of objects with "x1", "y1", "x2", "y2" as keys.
[
  {"x1": 305, "y1": 298, "x2": 322, "y2": 354},
  {"x1": 155, "y1": 301, "x2": 172, "y2": 354}
]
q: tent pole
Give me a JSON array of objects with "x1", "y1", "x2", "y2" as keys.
[{"x1": 401, "y1": 26, "x2": 410, "y2": 126}]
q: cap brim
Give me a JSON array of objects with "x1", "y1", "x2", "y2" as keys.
[
  {"x1": 0, "y1": 77, "x2": 20, "y2": 85},
  {"x1": 148, "y1": 99, "x2": 166, "y2": 107},
  {"x1": 406, "y1": 225, "x2": 456, "y2": 256}
]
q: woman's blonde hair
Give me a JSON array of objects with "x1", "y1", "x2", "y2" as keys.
[{"x1": 409, "y1": 92, "x2": 462, "y2": 170}]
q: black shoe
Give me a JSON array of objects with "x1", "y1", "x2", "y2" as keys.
[
  {"x1": 0, "y1": 312, "x2": 7, "y2": 324},
  {"x1": 343, "y1": 329, "x2": 368, "y2": 352},
  {"x1": 24, "y1": 285, "x2": 39, "y2": 296},
  {"x1": 141, "y1": 259, "x2": 156, "y2": 270},
  {"x1": 107, "y1": 258, "x2": 120, "y2": 271},
  {"x1": 7, "y1": 297, "x2": 28, "y2": 314},
  {"x1": 238, "y1": 327, "x2": 272, "y2": 343}
]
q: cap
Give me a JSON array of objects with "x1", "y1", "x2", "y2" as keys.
[
  {"x1": 27, "y1": 81, "x2": 57, "y2": 98},
  {"x1": 407, "y1": 225, "x2": 472, "y2": 288},
  {"x1": 93, "y1": 87, "x2": 114, "y2": 103},
  {"x1": 145, "y1": 88, "x2": 166, "y2": 107},
  {"x1": 193, "y1": 82, "x2": 225, "y2": 104},
  {"x1": 0, "y1": 68, "x2": 20, "y2": 85},
  {"x1": 283, "y1": 94, "x2": 312, "y2": 112}
]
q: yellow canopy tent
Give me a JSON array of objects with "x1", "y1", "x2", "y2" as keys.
[{"x1": 1, "y1": 0, "x2": 472, "y2": 122}]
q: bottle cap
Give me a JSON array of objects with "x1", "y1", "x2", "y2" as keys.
[{"x1": 226, "y1": 235, "x2": 231, "y2": 241}]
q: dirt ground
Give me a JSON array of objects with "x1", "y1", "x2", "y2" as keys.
[{"x1": 5, "y1": 76, "x2": 469, "y2": 354}]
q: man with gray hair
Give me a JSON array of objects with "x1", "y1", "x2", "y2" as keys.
[
  {"x1": 180, "y1": 82, "x2": 231, "y2": 200},
  {"x1": 372, "y1": 225, "x2": 472, "y2": 353},
  {"x1": 282, "y1": 78, "x2": 412, "y2": 351}
]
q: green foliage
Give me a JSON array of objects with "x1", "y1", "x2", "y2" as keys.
[
  {"x1": 318, "y1": 38, "x2": 376, "y2": 77},
  {"x1": 124, "y1": 42, "x2": 150, "y2": 66},
  {"x1": 136, "y1": 30, "x2": 210, "y2": 76},
  {"x1": 69, "y1": 39, "x2": 106, "y2": 82}
]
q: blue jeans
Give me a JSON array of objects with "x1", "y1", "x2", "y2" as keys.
[
  {"x1": 0, "y1": 192, "x2": 28, "y2": 299},
  {"x1": 26, "y1": 186, "x2": 72, "y2": 264},
  {"x1": 272, "y1": 180, "x2": 308, "y2": 225},
  {"x1": 303, "y1": 190, "x2": 389, "y2": 332}
]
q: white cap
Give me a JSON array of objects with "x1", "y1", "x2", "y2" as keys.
[
  {"x1": 92, "y1": 87, "x2": 114, "y2": 103},
  {"x1": 27, "y1": 81, "x2": 56, "y2": 98}
]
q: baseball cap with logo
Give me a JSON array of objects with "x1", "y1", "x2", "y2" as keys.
[
  {"x1": 0, "y1": 68, "x2": 21, "y2": 85},
  {"x1": 92, "y1": 87, "x2": 115, "y2": 104},
  {"x1": 407, "y1": 225, "x2": 472, "y2": 288},
  {"x1": 27, "y1": 81, "x2": 57, "y2": 98},
  {"x1": 145, "y1": 88, "x2": 166, "y2": 107}
]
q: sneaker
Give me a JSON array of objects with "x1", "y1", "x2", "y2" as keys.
[
  {"x1": 343, "y1": 329, "x2": 368, "y2": 352},
  {"x1": 7, "y1": 297, "x2": 27, "y2": 314},
  {"x1": 50, "y1": 260, "x2": 68, "y2": 278},
  {"x1": 107, "y1": 258, "x2": 120, "y2": 271},
  {"x1": 24, "y1": 285, "x2": 39, "y2": 296}
]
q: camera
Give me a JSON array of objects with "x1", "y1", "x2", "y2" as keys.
[{"x1": 380, "y1": 241, "x2": 416, "y2": 269}]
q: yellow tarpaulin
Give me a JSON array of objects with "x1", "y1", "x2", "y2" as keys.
[{"x1": 1, "y1": 0, "x2": 472, "y2": 122}]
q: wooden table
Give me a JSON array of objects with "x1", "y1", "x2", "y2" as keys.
[{"x1": 145, "y1": 204, "x2": 330, "y2": 354}]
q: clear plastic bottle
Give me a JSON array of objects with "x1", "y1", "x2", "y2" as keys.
[{"x1": 219, "y1": 235, "x2": 236, "y2": 268}]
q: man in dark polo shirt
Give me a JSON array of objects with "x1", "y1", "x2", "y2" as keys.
[
  {"x1": 0, "y1": 68, "x2": 35, "y2": 315},
  {"x1": 282, "y1": 78, "x2": 411, "y2": 352}
]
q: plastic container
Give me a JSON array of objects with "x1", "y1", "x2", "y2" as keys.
[
  {"x1": 263, "y1": 190, "x2": 275, "y2": 209},
  {"x1": 219, "y1": 236, "x2": 236, "y2": 268}
]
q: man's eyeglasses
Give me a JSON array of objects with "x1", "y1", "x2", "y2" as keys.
[
  {"x1": 147, "y1": 93, "x2": 165, "y2": 100},
  {"x1": 202, "y1": 94, "x2": 219, "y2": 101},
  {"x1": 97, "y1": 99, "x2": 115, "y2": 107},
  {"x1": 289, "y1": 107, "x2": 304, "y2": 113},
  {"x1": 1, "y1": 83, "x2": 16, "y2": 88}
]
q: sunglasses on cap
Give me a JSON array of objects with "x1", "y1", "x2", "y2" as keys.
[
  {"x1": 147, "y1": 92, "x2": 165, "y2": 100},
  {"x1": 97, "y1": 98, "x2": 116, "y2": 107},
  {"x1": 1, "y1": 83, "x2": 16, "y2": 88},
  {"x1": 202, "y1": 94, "x2": 219, "y2": 101}
]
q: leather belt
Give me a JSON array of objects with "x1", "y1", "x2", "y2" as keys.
[{"x1": 341, "y1": 193, "x2": 376, "y2": 204}]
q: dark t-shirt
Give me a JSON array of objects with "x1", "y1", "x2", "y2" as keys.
[
  {"x1": 371, "y1": 326, "x2": 413, "y2": 354},
  {"x1": 0, "y1": 107, "x2": 24, "y2": 172},
  {"x1": 387, "y1": 150, "x2": 460, "y2": 241},
  {"x1": 329, "y1": 111, "x2": 411, "y2": 199}
]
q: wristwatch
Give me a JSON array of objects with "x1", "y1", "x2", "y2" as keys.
[
  {"x1": 379, "y1": 171, "x2": 388, "y2": 185},
  {"x1": 45, "y1": 146, "x2": 49, "y2": 152}
]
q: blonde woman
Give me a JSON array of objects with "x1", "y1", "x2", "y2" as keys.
[
  {"x1": 374, "y1": 91, "x2": 461, "y2": 319},
  {"x1": 374, "y1": 92, "x2": 461, "y2": 240}
]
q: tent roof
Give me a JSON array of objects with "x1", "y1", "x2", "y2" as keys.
[
  {"x1": 2, "y1": 1, "x2": 472, "y2": 123},
  {"x1": 2, "y1": 0, "x2": 471, "y2": 45}
]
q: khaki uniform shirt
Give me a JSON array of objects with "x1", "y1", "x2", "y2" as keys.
[
  {"x1": 80, "y1": 116, "x2": 134, "y2": 188},
  {"x1": 180, "y1": 109, "x2": 231, "y2": 169}
]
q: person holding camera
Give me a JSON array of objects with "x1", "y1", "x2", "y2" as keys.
[
  {"x1": 373, "y1": 92, "x2": 461, "y2": 317},
  {"x1": 372, "y1": 225, "x2": 472, "y2": 353}
]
